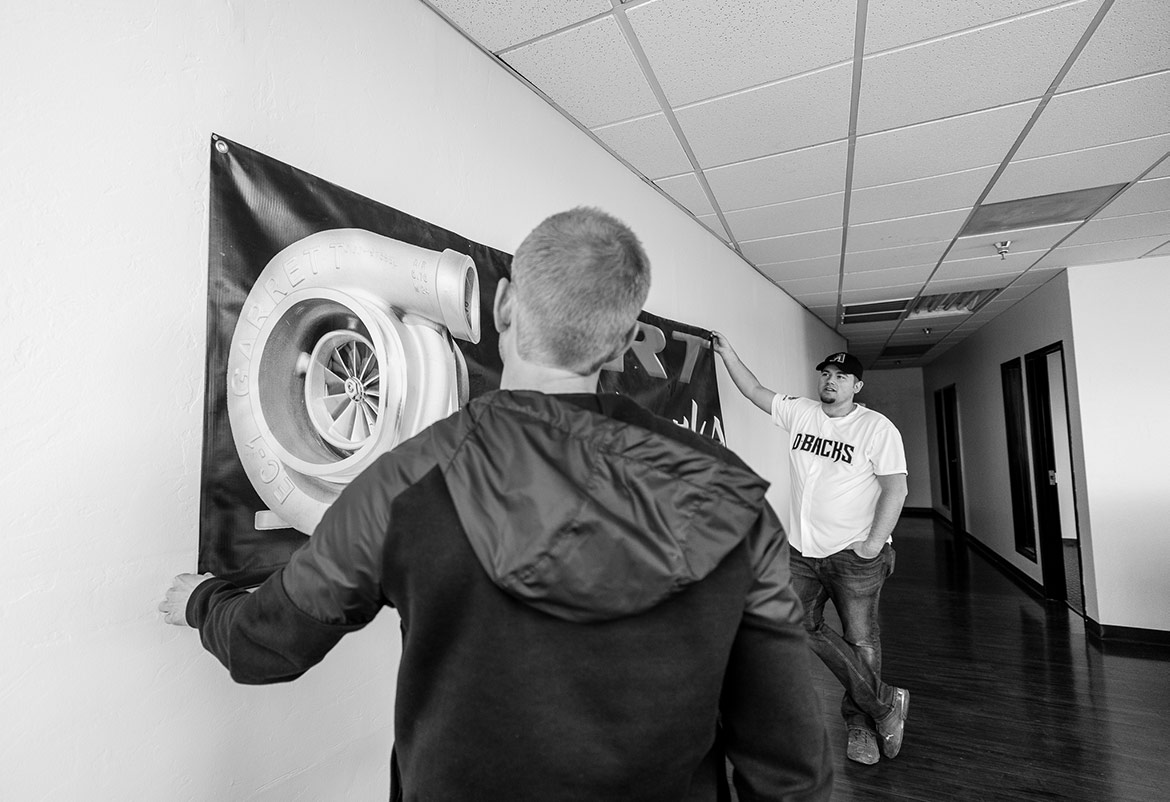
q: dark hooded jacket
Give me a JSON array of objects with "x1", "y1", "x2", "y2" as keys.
[{"x1": 188, "y1": 391, "x2": 831, "y2": 801}]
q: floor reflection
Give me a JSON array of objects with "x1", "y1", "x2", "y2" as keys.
[{"x1": 802, "y1": 516, "x2": 1170, "y2": 802}]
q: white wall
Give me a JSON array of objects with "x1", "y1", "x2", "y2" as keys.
[
  {"x1": 924, "y1": 258, "x2": 1170, "y2": 633},
  {"x1": 860, "y1": 368, "x2": 932, "y2": 509},
  {"x1": 922, "y1": 274, "x2": 1082, "y2": 596},
  {"x1": 0, "y1": 1, "x2": 840, "y2": 798},
  {"x1": 1065, "y1": 256, "x2": 1170, "y2": 632}
]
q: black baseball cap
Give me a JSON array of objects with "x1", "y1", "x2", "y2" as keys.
[{"x1": 816, "y1": 352, "x2": 864, "y2": 379}]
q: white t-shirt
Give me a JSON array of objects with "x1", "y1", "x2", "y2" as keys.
[{"x1": 771, "y1": 395, "x2": 907, "y2": 557}]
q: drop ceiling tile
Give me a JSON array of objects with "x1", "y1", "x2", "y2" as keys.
[
  {"x1": 996, "y1": 284, "x2": 1041, "y2": 302},
  {"x1": 864, "y1": 0, "x2": 1061, "y2": 54},
  {"x1": 742, "y1": 227, "x2": 842, "y2": 264},
  {"x1": 842, "y1": 279, "x2": 926, "y2": 301},
  {"x1": 848, "y1": 337, "x2": 893, "y2": 348},
  {"x1": 1063, "y1": 209, "x2": 1170, "y2": 247},
  {"x1": 654, "y1": 173, "x2": 714, "y2": 215},
  {"x1": 788, "y1": 288, "x2": 839, "y2": 308},
  {"x1": 845, "y1": 263, "x2": 935, "y2": 290},
  {"x1": 1097, "y1": 175, "x2": 1170, "y2": 219},
  {"x1": 856, "y1": 2, "x2": 1099, "y2": 134},
  {"x1": 592, "y1": 114, "x2": 692, "y2": 179},
  {"x1": 850, "y1": 166, "x2": 994, "y2": 224},
  {"x1": 707, "y1": 141, "x2": 848, "y2": 211},
  {"x1": 847, "y1": 209, "x2": 969, "y2": 253},
  {"x1": 987, "y1": 133, "x2": 1170, "y2": 202},
  {"x1": 723, "y1": 193, "x2": 844, "y2": 242},
  {"x1": 936, "y1": 249, "x2": 1048, "y2": 279},
  {"x1": 502, "y1": 15, "x2": 659, "y2": 127},
  {"x1": 776, "y1": 274, "x2": 841, "y2": 297},
  {"x1": 924, "y1": 275, "x2": 1018, "y2": 294},
  {"x1": 428, "y1": 0, "x2": 611, "y2": 51},
  {"x1": 932, "y1": 255, "x2": 1033, "y2": 281},
  {"x1": 810, "y1": 307, "x2": 839, "y2": 325},
  {"x1": 960, "y1": 307, "x2": 1006, "y2": 326},
  {"x1": 677, "y1": 65, "x2": 852, "y2": 167},
  {"x1": 1149, "y1": 158, "x2": 1170, "y2": 180},
  {"x1": 758, "y1": 255, "x2": 842, "y2": 282},
  {"x1": 917, "y1": 318, "x2": 965, "y2": 335},
  {"x1": 853, "y1": 101, "x2": 1038, "y2": 188},
  {"x1": 844, "y1": 239, "x2": 951, "y2": 273},
  {"x1": 695, "y1": 213, "x2": 730, "y2": 242},
  {"x1": 626, "y1": 0, "x2": 856, "y2": 106},
  {"x1": 977, "y1": 299, "x2": 1025, "y2": 317},
  {"x1": 1012, "y1": 265, "x2": 1066, "y2": 286},
  {"x1": 840, "y1": 320, "x2": 900, "y2": 335},
  {"x1": 1015, "y1": 71, "x2": 1170, "y2": 159},
  {"x1": 1061, "y1": 0, "x2": 1170, "y2": 91},
  {"x1": 951, "y1": 222, "x2": 1078, "y2": 258},
  {"x1": 1036, "y1": 235, "x2": 1170, "y2": 268},
  {"x1": 887, "y1": 330, "x2": 941, "y2": 344}
]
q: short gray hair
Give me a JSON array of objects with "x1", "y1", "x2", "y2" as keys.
[{"x1": 511, "y1": 207, "x2": 650, "y2": 373}]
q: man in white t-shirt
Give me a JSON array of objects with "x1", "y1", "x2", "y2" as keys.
[{"x1": 712, "y1": 335, "x2": 909, "y2": 766}]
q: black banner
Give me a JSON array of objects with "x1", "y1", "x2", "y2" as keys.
[{"x1": 200, "y1": 135, "x2": 723, "y2": 584}]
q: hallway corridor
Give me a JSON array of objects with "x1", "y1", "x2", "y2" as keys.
[{"x1": 808, "y1": 516, "x2": 1170, "y2": 801}]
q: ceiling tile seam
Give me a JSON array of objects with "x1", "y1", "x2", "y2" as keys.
[
  {"x1": 1086, "y1": 208, "x2": 1170, "y2": 231},
  {"x1": 738, "y1": 225, "x2": 843, "y2": 246},
  {"x1": 860, "y1": 0, "x2": 1091, "y2": 61},
  {"x1": 1141, "y1": 238, "x2": 1170, "y2": 258},
  {"x1": 836, "y1": 0, "x2": 871, "y2": 331},
  {"x1": 1047, "y1": 66, "x2": 1170, "y2": 100},
  {"x1": 607, "y1": 0, "x2": 742, "y2": 254},
  {"x1": 590, "y1": 110, "x2": 664, "y2": 134},
  {"x1": 669, "y1": 59, "x2": 856, "y2": 113},
  {"x1": 1006, "y1": 131, "x2": 1170, "y2": 169},
  {"x1": 494, "y1": 8, "x2": 616, "y2": 56},
  {"x1": 870, "y1": 0, "x2": 1117, "y2": 363},
  {"x1": 653, "y1": 136, "x2": 850, "y2": 183},
  {"x1": 855, "y1": 97, "x2": 1041, "y2": 142}
]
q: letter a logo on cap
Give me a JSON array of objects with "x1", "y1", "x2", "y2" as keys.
[{"x1": 830, "y1": 353, "x2": 845, "y2": 363}]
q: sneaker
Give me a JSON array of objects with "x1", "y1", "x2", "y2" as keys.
[
  {"x1": 876, "y1": 687, "x2": 910, "y2": 758},
  {"x1": 846, "y1": 726, "x2": 880, "y2": 765}
]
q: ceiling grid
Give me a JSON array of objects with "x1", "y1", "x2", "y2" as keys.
[{"x1": 422, "y1": 0, "x2": 1170, "y2": 368}]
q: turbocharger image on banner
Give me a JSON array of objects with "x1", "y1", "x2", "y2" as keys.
[{"x1": 226, "y1": 228, "x2": 481, "y2": 535}]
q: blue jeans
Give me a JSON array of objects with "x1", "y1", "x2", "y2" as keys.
[{"x1": 789, "y1": 543, "x2": 897, "y2": 730}]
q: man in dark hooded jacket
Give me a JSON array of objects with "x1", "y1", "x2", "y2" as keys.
[{"x1": 161, "y1": 207, "x2": 832, "y2": 801}]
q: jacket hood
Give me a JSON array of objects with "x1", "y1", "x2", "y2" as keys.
[{"x1": 442, "y1": 391, "x2": 770, "y2": 622}]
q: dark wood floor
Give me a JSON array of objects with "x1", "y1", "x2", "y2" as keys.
[{"x1": 801, "y1": 516, "x2": 1170, "y2": 802}]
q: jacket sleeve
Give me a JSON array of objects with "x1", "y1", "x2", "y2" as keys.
[
  {"x1": 185, "y1": 445, "x2": 419, "y2": 684},
  {"x1": 721, "y1": 506, "x2": 833, "y2": 801}
]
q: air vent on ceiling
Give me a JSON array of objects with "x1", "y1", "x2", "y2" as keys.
[
  {"x1": 841, "y1": 298, "x2": 910, "y2": 325},
  {"x1": 907, "y1": 288, "x2": 1001, "y2": 319},
  {"x1": 960, "y1": 184, "x2": 1126, "y2": 236},
  {"x1": 842, "y1": 288, "x2": 999, "y2": 325}
]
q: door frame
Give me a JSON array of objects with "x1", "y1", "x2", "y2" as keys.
[
  {"x1": 934, "y1": 384, "x2": 965, "y2": 535},
  {"x1": 1024, "y1": 343, "x2": 1072, "y2": 602}
]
